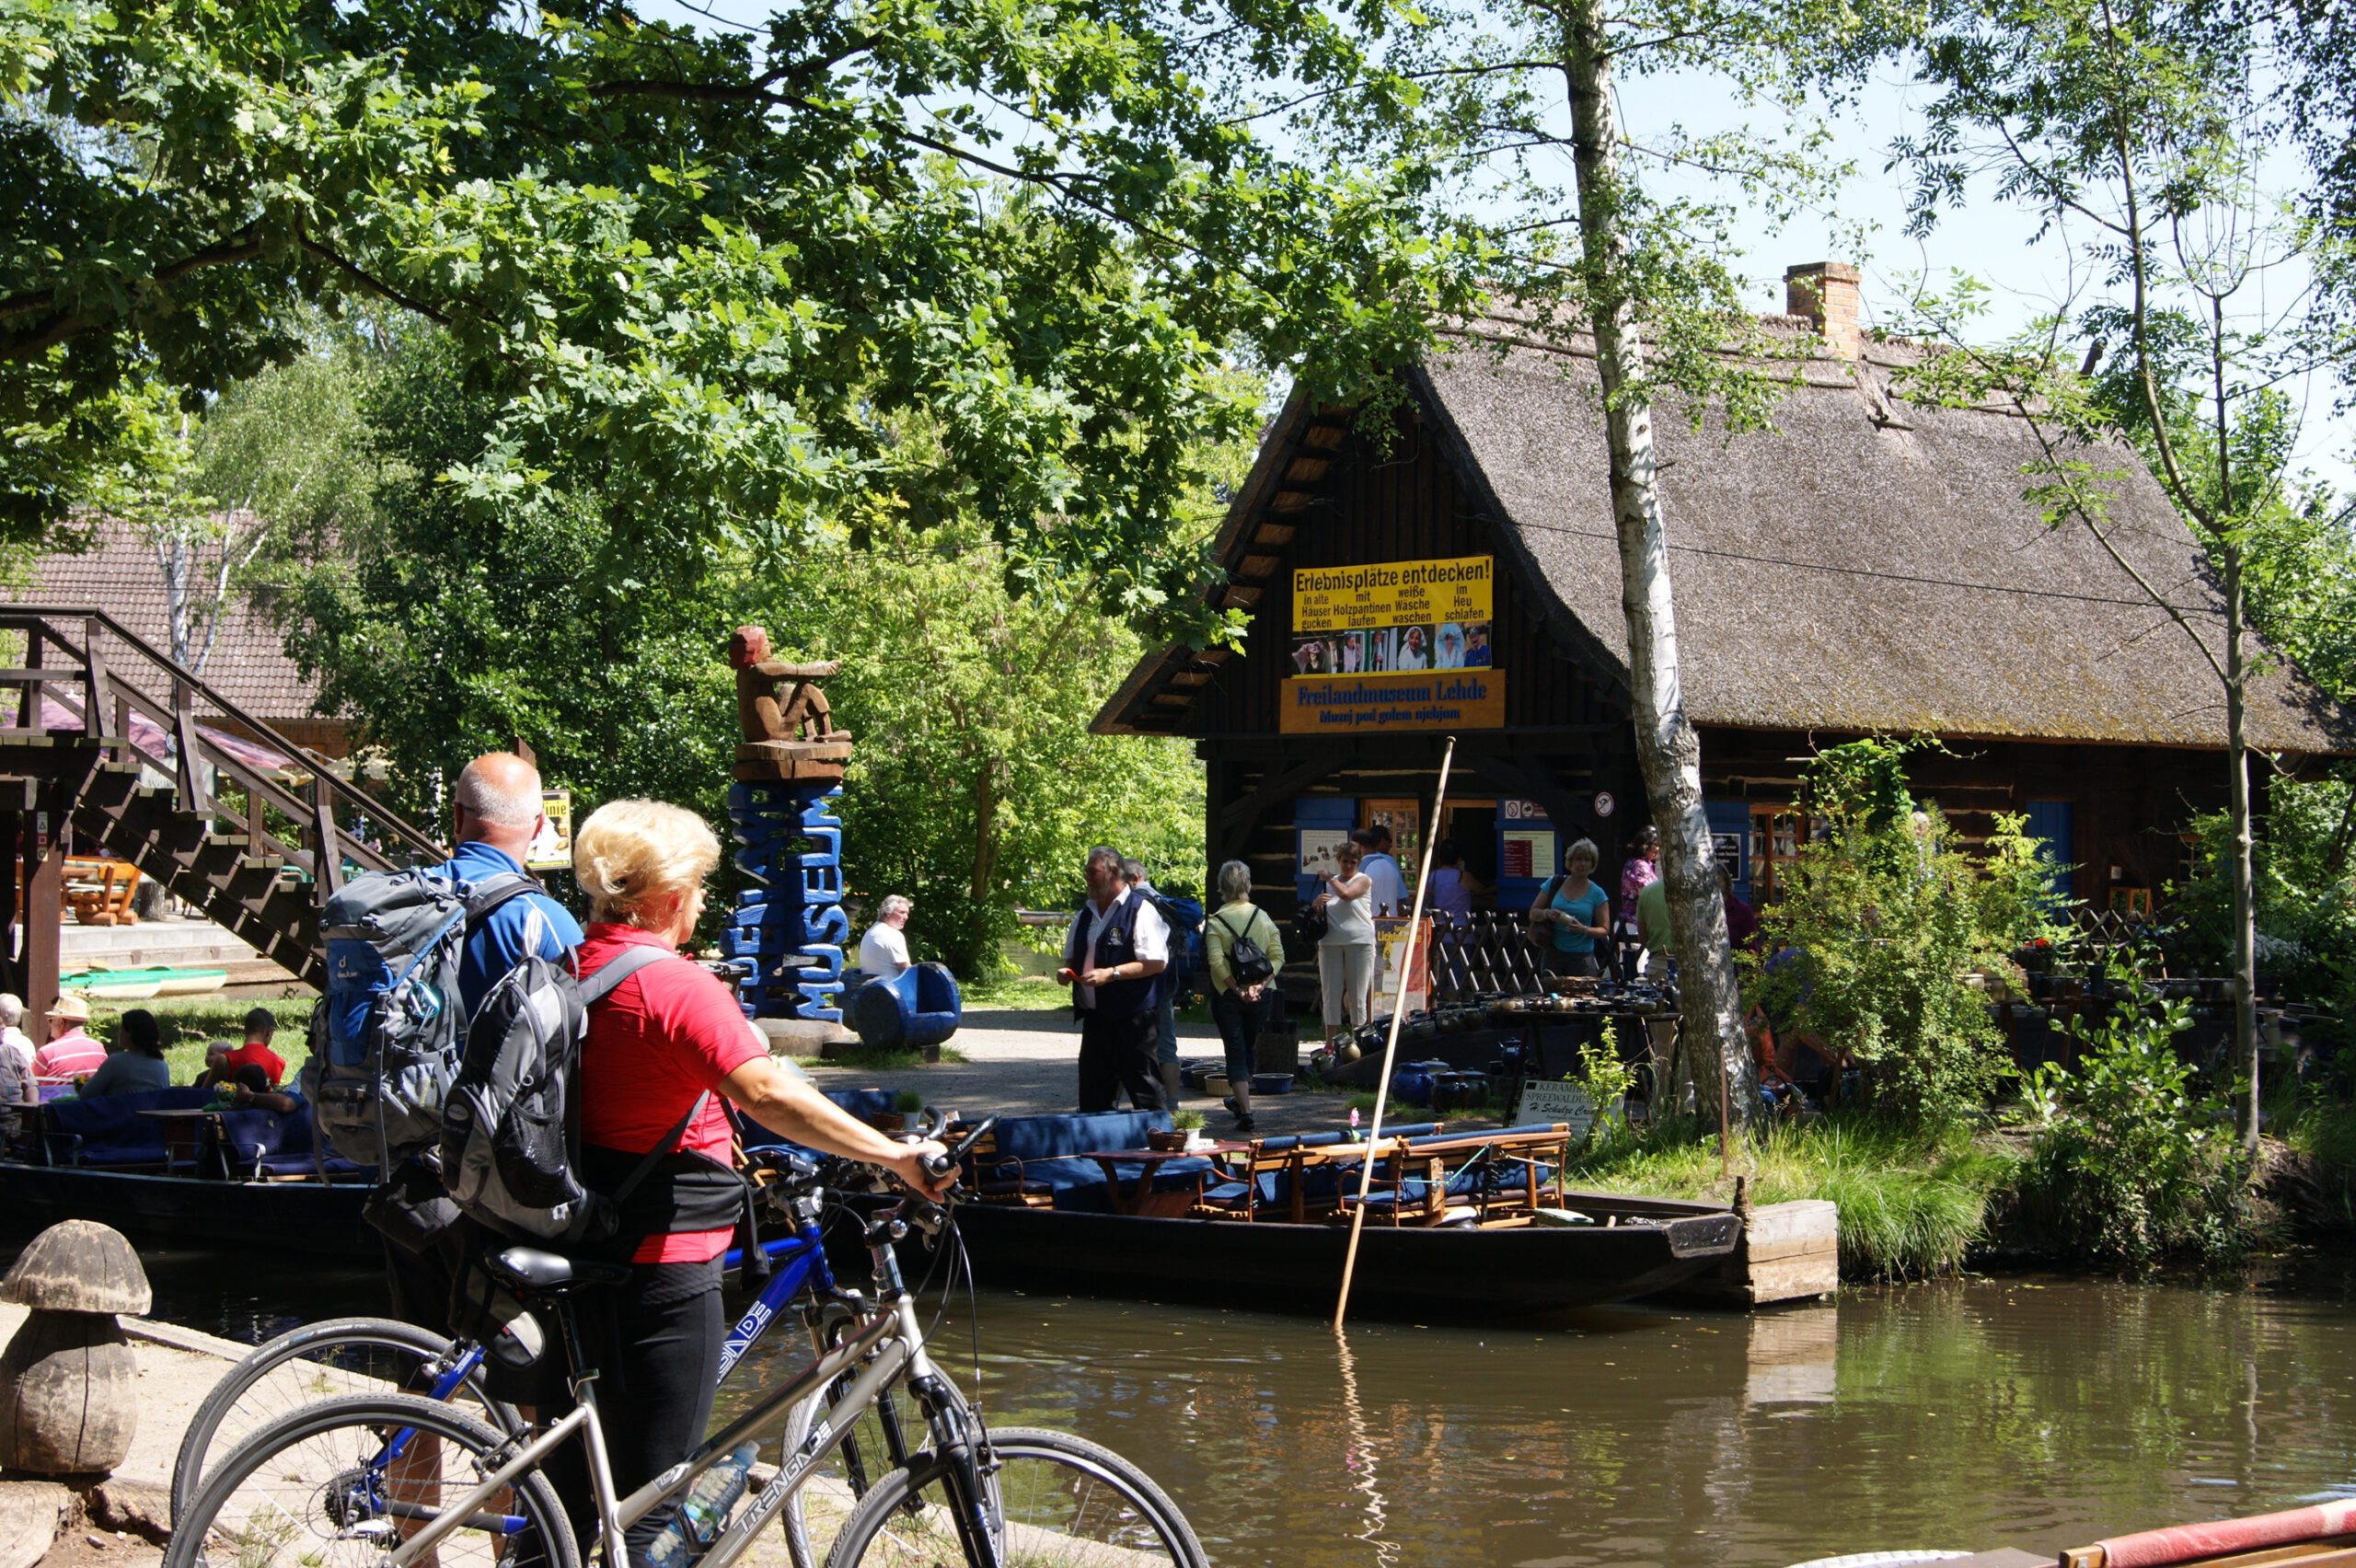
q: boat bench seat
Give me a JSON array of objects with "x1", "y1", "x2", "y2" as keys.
[
  {"x1": 965, "y1": 1111, "x2": 1207, "y2": 1208},
  {"x1": 1200, "y1": 1123, "x2": 1457, "y2": 1218},
  {"x1": 42, "y1": 1087, "x2": 215, "y2": 1169},
  {"x1": 735, "y1": 1089, "x2": 901, "y2": 1165},
  {"x1": 215, "y1": 1107, "x2": 365, "y2": 1180}
]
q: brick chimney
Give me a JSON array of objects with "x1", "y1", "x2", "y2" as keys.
[{"x1": 1784, "y1": 261, "x2": 1861, "y2": 361}]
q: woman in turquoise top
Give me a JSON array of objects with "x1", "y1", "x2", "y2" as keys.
[{"x1": 1530, "y1": 838, "x2": 1611, "y2": 978}]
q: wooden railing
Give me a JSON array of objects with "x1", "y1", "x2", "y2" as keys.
[{"x1": 0, "y1": 605, "x2": 446, "y2": 903}]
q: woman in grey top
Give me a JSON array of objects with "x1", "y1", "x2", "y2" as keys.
[
  {"x1": 82, "y1": 1008, "x2": 171, "y2": 1097},
  {"x1": 1312, "y1": 838, "x2": 1379, "y2": 1048}
]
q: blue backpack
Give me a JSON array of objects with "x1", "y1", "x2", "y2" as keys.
[
  {"x1": 301, "y1": 867, "x2": 537, "y2": 1170},
  {"x1": 1147, "y1": 893, "x2": 1207, "y2": 1001}
]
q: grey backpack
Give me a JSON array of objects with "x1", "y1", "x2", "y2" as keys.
[
  {"x1": 304, "y1": 868, "x2": 539, "y2": 1170},
  {"x1": 438, "y1": 945, "x2": 685, "y2": 1244}
]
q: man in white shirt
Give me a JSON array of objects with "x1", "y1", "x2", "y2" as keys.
[
  {"x1": 857, "y1": 894, "x2": 915, "y2": 979},
  {"x1": 1356, "y1": 827, "x2": 1409, "y2": 917},
  {"x1": 0, "y1": 994, "x2": 32, "y2": 1079},
  {"x1": 1056, "y1": 847, "x2": 1170, "y2": 1111}
]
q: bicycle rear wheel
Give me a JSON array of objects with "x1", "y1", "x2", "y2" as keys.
[
  {"x1": 171, "y1": 1317, "x2": 521, "y2": 1524},
  {"x1": 820, "y1": 1425, "x2": 1205, "y2": 1568},
  {"x1": 164, "y1": 1392, "x2": 578, "y2": 1568}
]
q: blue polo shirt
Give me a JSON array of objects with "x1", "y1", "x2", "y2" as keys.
[{"x1": 439, "y1": 841, "x2": 584, "y2": 1015}]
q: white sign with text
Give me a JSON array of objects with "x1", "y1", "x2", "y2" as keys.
[{"x1": 1515, "y1": 1079, "x2": 1601, "y2": 1138}]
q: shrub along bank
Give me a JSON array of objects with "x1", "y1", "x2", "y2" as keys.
[{"x1": 1574, "y1": 737, "x2": 2324, "y2": 1283}]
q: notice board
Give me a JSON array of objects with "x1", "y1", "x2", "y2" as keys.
[{"x1": 1283, "y1": 554, "x2": 1505, "y2": 734}]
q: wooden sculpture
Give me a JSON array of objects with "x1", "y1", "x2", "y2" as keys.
[{"x1": 730, "y1": 625, "x2": 854, "y2": 782}]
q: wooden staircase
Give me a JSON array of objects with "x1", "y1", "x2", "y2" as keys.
[{"x1": 0, "y1": 606, "x2": 446, "y2": 1028}]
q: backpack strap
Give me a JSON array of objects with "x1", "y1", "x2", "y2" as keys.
[
  {"x1": 577, "y1": 942, "x2": 672, "y2": 1007},
  {"x1": 576, "y1": 944, "x2": 711, "y2": 1205},
  {"x1": 463, "y1": 871, "x2": 543, "y2": 929}
]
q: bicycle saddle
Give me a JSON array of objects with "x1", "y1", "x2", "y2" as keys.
[{"x1": 486, "y1": 1246, "x2": 633, "y2": 1294}]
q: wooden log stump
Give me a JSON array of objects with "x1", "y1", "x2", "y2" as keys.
[
  {"x1": 0, "y1": 1221, "x2": 150, "y2": 1478},
  {"x1": 0, "y1": 1315, "x2": 136, "y2": 1475}
]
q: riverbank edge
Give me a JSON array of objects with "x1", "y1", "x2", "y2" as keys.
[{"x1": 1569, "y1": 1115, "x2": 2356, "y2": 1283}]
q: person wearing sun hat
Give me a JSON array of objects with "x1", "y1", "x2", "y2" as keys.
[{"x1": 32, "y1": 993, "x2": 105, "y2": 1083}]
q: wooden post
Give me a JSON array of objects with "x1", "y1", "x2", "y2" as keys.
[
  {"x1": 173, "y1": 678, "x2": 208, "y2": 817},
  {"x1": 1334, "y1": 735, "x2": 1457, "y2": 1331},
  {"x1": 22, "y1": 624, "x2": 42, "y2": 739},
  {"x1": 21, "y1": 801, "x2": 58, "y2": 1044},
  {"x1": 311, "y1": 776, "x2": 344, "y2": 905},
  {"x1": 79, "y1": 618, "x2": 111, "y2": 744}
]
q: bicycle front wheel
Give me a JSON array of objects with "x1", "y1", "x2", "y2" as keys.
[
  {"x1": 171, "y1": 1316, "x2": 522, "y2": 1524},
  {"x1": 821, "y1": 1425, "x2": 1205, "y2": 1568},
  {"x1": 165, "y1": 1392, "x2": 579, "y2": 1568}
]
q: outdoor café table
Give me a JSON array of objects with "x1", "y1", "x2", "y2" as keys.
[
  {"x1": 1080, "y1": 1142, "x2": 1255, "y2": 1217},
  {"x1": 136, "y1": 1106, "x2": 223, "y2": 1173}
]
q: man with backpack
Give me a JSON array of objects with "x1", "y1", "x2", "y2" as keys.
[
  {"x1": 1122, "y1": 858, "x2": 1203, "y2": 1107},
  {"x1": 362, "y1": 752, "x2": 585, "y2": 1336}
]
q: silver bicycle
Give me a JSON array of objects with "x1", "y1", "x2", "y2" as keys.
[{"x1": 165, "y1": 1132, "x2": 1206, "y2": 1568}]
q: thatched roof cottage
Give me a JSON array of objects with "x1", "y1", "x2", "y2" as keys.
[{"x1": 1093, "y1": 263, "x2": 2352, "y2": 917}]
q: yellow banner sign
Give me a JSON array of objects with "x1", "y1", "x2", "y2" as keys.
[
  {"x1": 1279, "y1": 670, "x2": 1507, "y2": 734},
  {"x1": 1291, "y1": 555, "x2": 1494, "y2": 635}
]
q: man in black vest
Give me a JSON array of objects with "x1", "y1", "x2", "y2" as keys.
[{"x1": 1056, "y1": 845, "x2": 1170, "y2": 1112}]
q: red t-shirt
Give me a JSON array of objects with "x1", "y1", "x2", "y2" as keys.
[
  {"x1": 225, "y1": 1043, "x2": 287, "y2": 1086},
  {"x1": 577, "y1": 924, "x2": 767, "y2": 1263}
]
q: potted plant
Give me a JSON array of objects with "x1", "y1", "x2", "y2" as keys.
[{"x1": 1149, "y1": 1110, "x2": 1207, "y2": 1151}]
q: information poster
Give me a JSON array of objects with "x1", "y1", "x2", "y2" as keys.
[
  {"x1": 525, "y1": 788, "x2": 573, "y2": 870},
  {"x1": 1283, "y1": 555, "x2": 1505, "y2": 734},
  {"x1": 1500, "y1": 828, "x2": 1556, "y2": 881},
  {"x1": 1299, "y1": 828, "x2": 1349, "y2": 881},
  {"x1": 1374, "y1": 917, "x2": 1430, "y2": 1017}
]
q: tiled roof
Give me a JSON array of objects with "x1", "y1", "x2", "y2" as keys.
[{"x1": 17, "y1": 522, "x2": 324, "y2": 724}]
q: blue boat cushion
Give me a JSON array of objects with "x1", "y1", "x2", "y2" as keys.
[
  {"x1": 976, "y1": 1111, "x2": 1174, "y2": 1196},
  {"x1": 1047, "y1": 1156, "x2": 1214, "y2": 1213},
  {"x1": 44, "y1": 1087, "x2": 214, "y2": 1167},
  {"x1": 214, "y1": 1106, "x2": 319, "y2": 1175},
  {"x1": 733, "y1": 1091, "x2": 895, "y2": 1166},
  {"x1": 823, "y1": 1088, "x2": 897, "y2": 1122}
]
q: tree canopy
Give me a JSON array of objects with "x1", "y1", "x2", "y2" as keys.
[{"x1": 4, "y1": 0, "x2": 1459, "y2": 636}]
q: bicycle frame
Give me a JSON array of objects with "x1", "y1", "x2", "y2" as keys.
[
  {"x1": 410, "y1": 1223, "x2": 838, "y2": 1409},
  {"x1": 385, "y1": 1205, "x2": 998, "y2": 1568}
]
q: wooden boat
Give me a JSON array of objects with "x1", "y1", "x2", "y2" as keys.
[
  {"x1": 61, "y1": 965, "x2": 230, "y2": 999},
  {"x1": 0, "y1": 1160, "x2": 375, "y2": 1259},
  {"x1": 855, "y1": 1188, "x2": 1742, "y2": 1317}
]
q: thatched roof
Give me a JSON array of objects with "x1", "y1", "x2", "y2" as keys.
[
  {"x1": 1417, "y1": 326, "x2": 2348, "y2": 751},
  {"x1": 1094, "y1": 318, "x2": 2352, "y2": 755}
]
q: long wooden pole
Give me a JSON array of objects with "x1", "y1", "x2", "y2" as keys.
[{"x1": 1333, "y1": 735, "x2": 1457, "y2": 1332}]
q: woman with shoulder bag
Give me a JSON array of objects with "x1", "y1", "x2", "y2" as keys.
[
  {"x1": 1204, "y1": 859, "x2": 1284, "y2": 1134},
  {"x1": 548, "y1": 800, "x2": 952, "y2": 1561},
  {"x1": 1312, "y1": 838, "x2": 1379, "y2": 1048},
  {"x1": 1530, "y1": 836, "x2": 1612, "y2": 980}
]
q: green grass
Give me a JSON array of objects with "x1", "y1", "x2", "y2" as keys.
[
  {"x1": 1567, "y1": 1113, "x2": 2020, "y2": 1282},
  {"x1": 954, "y1": 976, "x2": 1068, "y2": 1012}
]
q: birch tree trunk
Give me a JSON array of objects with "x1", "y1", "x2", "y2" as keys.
[
  {"x1": 1562, "y1": 0, "x2": 1754, "y2": 1127},
  {"x1": 2224, "y1": 544, "x2": 2258, "y2": 1155}
]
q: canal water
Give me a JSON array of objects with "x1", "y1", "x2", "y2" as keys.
[{"x1": 110, "y1": 1250, "x2": 2356, "y2": 1568}]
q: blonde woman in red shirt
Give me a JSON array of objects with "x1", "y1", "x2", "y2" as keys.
[{"x1": 561, "y1": 799, "x2": 947, "y2": 1562}]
